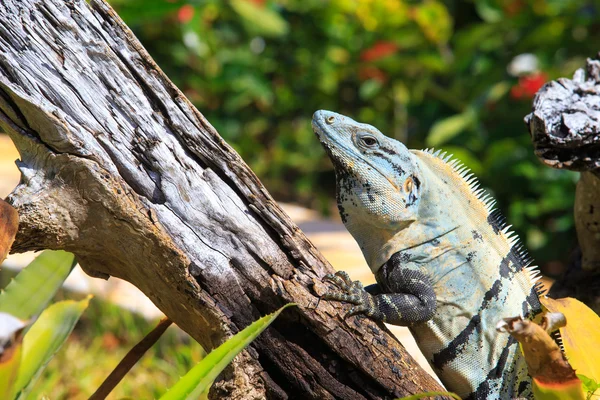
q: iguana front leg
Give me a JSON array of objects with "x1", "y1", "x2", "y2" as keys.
[{"x1": 323, "y1": 252, "x2": 437, "y2": 326}]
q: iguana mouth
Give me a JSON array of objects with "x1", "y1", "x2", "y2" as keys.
[
  {"x1": 311, "y1": 111, "x2": 332, "y2": 143},
  {"x1": 312, "y1": 110, "x2": 403, "y2": 193}
]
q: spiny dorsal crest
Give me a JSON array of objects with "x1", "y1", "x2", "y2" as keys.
[{"x1": 422, "y1": 148, "x2": 546, "y2": 297}]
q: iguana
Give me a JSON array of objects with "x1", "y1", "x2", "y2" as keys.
[{"x1": 312, "y1": 110, "x2": 546, "y2": 400}]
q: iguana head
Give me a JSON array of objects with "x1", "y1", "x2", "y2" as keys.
[{"x1": 312, "y1": 110, "x2": 422, "y2": 238}]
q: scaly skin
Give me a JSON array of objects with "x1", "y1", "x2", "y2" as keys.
[{"x1": 312, "y1": 110, "x2": 543, "y2": 399}]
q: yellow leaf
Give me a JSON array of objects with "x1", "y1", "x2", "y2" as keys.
[
  {"x1": 496, "y1": 315, "x2": 575, "y2": 381},
  {"x1": 496, "y1": 312, "x2": 586, "y2": 400},
  {"x1": 540, "y1": 297, "x2": 600, "y2": 384}
]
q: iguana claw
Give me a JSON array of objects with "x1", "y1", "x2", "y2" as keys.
[{"x1": 323, "y1": 271, "x2": 371, "y2": 317}]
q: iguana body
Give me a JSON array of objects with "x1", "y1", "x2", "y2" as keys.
[{"x1": 312, "y1": 110, "x2": 544, "y2": 399}]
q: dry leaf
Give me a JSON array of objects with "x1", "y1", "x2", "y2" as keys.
[
  {"x1": 541, "y1": 297, "x2": 600, "y2": 385},
  {"x1": 0, "y1": 199, "x2": 18, "y2": 264}
]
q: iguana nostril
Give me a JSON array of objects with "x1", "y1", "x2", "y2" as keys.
[{"x1": 326, "y1": 116, "x2": 335, "y2": 124}]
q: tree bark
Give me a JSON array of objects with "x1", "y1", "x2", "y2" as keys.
[
  {"x1": 525, "y1": 57, "x2": 600, "y2": 313},
  {"x1": 0, "y1": 0, "x2": 445, "y2": 398}
]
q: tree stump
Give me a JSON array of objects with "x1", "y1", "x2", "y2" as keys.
[
  {"x1": 526, "y1": 57, "x2": 600, "y2": 313},
  {"x1": 0, "y1": 0, "x2": 445, "y2": 398}
]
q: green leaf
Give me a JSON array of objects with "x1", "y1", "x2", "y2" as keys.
[
  {"x1": 0, "y1": 250, "x2": 76, "y2": 320},
  {"x1": 577, "y1": 374, "x2": 599, "y2": 398},
  {"x1": 359, "y1": 79, "x2": 383, "y2": 100},
  {"x1": 230, "y1": 0, "x2": 289, "y2": 38},
  {"x1": 426, "y1": 108, "x2": 477, "y2": 147},
  {"x1": 13, "y1": 296, "x2": 91, "y2": 399},
  {"x1": 485, "y1": 81, "x2": 511, "y2": 103},
  {"x1": 474, "y1": 0, "x2": 503, "y2": 23},
  {"x1": 413, "y1": 1, "x2": 453, "y2": 44},
  {"x1": 396, "y1": 391, "x2": 462, "y2": 400},
  {"x1": 533, "y1": 378, "x2": 586, "y2": 400},
  {"x1": 161, "y1": 303, "x2": 296, "y2": 400},
  {"x1": 110, "y1": 0, "x2": 181, "y2": 24}
]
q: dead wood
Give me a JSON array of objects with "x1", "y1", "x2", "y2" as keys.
[
  {"x1": 525, "y1": 57, "x2": 600, "y2": 313},
  {"x1": 0, "y1": 0, "x2": 445, "y2": 398}
]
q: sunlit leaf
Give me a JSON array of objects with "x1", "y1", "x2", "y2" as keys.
[
  {"x1": 577, "y1": 374, "x2": 599, "y2": 399},
  {"x1": 359, "y1": 79, "x2": 383, "y2": 100},
  {"x1": 426, "y1": 108, "x2": 477, "y2": 147},
  {"x1": 413, "y1": 1, "x2": 452, "y2": 44},
  {"x1": 496, "y1": 313, "x2": 572, "y2": 379},
  {"x1": 110, "y1": 0, "x2": 181, "y2": 24},
  {"x1": 230, "y1": 0, "x2": 289, "y2": 38},
  {"x1": 160, "y1": 303, "x2": 295, "y2": 400},
  {"x1": 486, "y1": 81, "x2": 511, "y2": 103},
  {"x1": 396, "y1": 391, "x2": 462, "y2": 400},
  {"x1": 474, "y1": 0, "x2": 503, "y2": 23},
  {"x1": 496, "y1": 313, "x2": 585, "y2": 400},
  {"x1": 0, "y1": 250, "x2": 76, "y2": 320},
  {"x1": 13, "y1": 296, "x2": 91, "y2": 399},
  {"x1": 541, "y1": 297, "x2": 600, "y2": 388},
  {"x1": 533, "y1": 378, "x2": 585, "y2": 400}
]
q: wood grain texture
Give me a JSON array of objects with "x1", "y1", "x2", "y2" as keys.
[
  {"x1": 0, "y1": 0, "x2": 445, "y2": 398},
  {"x1": 526, "y1": 57, "x2": 600, "y2": 172}
]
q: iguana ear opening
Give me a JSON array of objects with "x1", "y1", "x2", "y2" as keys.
[
  {"x1": 403, "y1": 176, "x2": 414, "y2": 193},
  {"x1": 404, "y1": 175, "x2": 420, "y2": 207}
]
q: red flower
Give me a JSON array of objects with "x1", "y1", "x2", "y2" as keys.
[
  {"x1": 246, "y1": 0, "x2": 266, "y2": 5},
  {"x1": 521, "y1": 72, "x2": 547, "y2": 96},
  {"x1": 510, "y1": 72, "x2": 548, "y2": 100},
  {"x1": 360, "y1": 41, "x2": 398, "y2": 62},
  {"x1": 177, "y1": 4, "x2": 195, "y2": 24}
]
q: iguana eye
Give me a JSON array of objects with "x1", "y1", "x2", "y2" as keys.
[
  {"x1": 360, "y1": 136, "x2": 378, "y2": 147},
  {"x1": 326, "y1": 116, "x2": 335, "y2": 124}
]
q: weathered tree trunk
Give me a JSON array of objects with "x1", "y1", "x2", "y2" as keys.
[
  {"x1": 0, "y1": 1, "x2": 445, "y2": 398},
  {"x1": 526, "y1": 58, "x2": 600, "y2": 313}
]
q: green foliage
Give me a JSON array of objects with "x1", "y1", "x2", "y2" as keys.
[
  {"x1": 161, "y1": 303, "x2": 295, "y2": 400},
  {"x1": 107, "y1": 0, "x2": 597, "y2": 270},
  {"x1": 29, "y1": 299, "x2": 205, "y2": 399},
  {"x1": 426, "y1": 108, "x2": 477, "y2": 148},
  {"x1": 0, "y1": 251, "x2": 86, "y2": 400},
  {"x1": 0, "y1": 250, "x2": 75, "y2": 320},
  {"x1": 396, "y1": 391, "x2": 462, "y2": 400},
  {"x1": 12, "y1": 297, "x2": 90, "y2": 400},
  {"x1": 578, "y1": 374, "x2": 600, "y2": 399}
]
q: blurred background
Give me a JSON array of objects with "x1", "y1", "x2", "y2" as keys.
[
  {"x1": 1, "y1": 0, "x2": 599, "y2": 398},
  {"x1": 108, "y1": 0, "x2": 595, "y2": 272}
]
